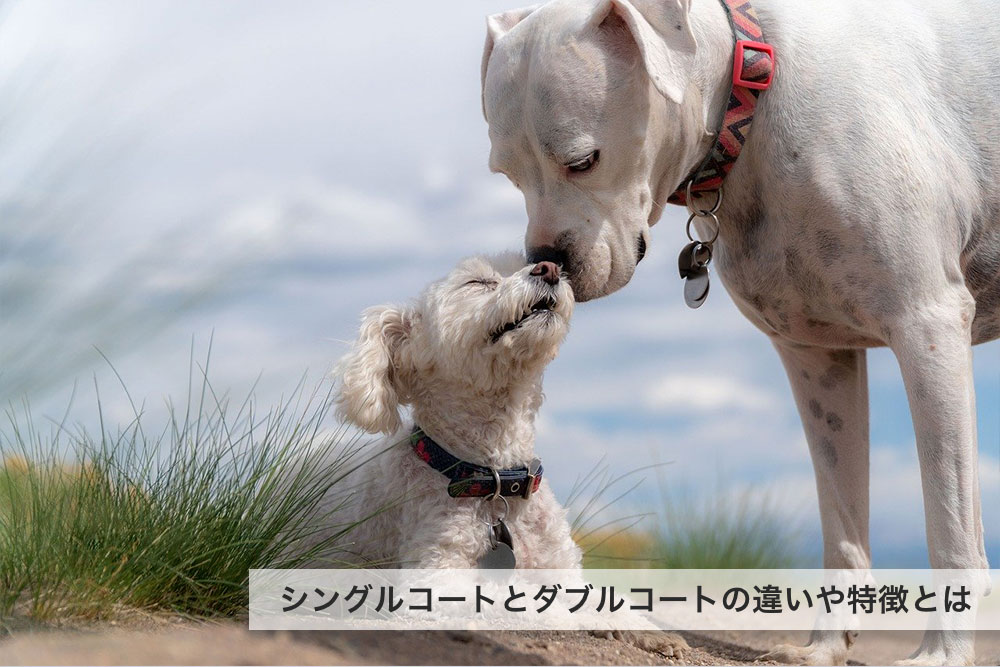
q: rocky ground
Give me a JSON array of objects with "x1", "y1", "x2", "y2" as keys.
[{"x1": 3, "y1": 623, "x2": 1000, "y2": 666}]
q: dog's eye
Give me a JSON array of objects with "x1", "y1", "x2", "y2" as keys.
[
  {"x1": 567, "y1": 150, "x2": 599, "y2": 173},
  {"x1": 465, "y1": 279, "x2": 498, "y2": 289}
]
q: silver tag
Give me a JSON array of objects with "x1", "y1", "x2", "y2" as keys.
[
  {"x1": 678, "y1": 241, "x2": 712, "y2": 309},
  {"x1": 478, "y1": 519, "x2": 516, "y2": 569},
  {"x1": 684, "y1": 266, "x2": 711, "y2": 309}
]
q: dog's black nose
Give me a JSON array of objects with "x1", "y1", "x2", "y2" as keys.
[
  {"x1": 530, "y1": 261, "x2": 560, "y2": 285},
  {"x1": 527, "y1": 246, "x2": 568, "y2": 269}
]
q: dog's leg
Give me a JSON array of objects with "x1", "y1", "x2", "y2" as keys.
[
  {"x1": 887, "y1": 292, "x2": 988, "y2": 667},
  {"x1": 761, "y1": 344, "x2": 871, "y2": 666}
]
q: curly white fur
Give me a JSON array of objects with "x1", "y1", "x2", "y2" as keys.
[{"x1": 321, "y1": 252, "x2": 581, "y2": 569}]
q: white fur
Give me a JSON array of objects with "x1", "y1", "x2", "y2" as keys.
[
  {"x1": 482, "y1": 0, "x2": 999, "y2": 664},
  {"x1": 325, "y1": 252, "x2": 581, "y2": 569}
]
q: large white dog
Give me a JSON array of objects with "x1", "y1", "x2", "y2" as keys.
[{"x1": 480, "y1": 0, "x2": 998, "y2": 664}]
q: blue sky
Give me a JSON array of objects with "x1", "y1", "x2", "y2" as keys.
[{"x1": 1, "y1": 0, "x2": 997, "y2": 568}]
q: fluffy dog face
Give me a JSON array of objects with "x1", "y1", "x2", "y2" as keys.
[
  {"x1": 336, "y1": 252, "x2": 574, "y2": 434},
  {"x1": 481, "y1": 0, "x2": 702, "y2": 301}
]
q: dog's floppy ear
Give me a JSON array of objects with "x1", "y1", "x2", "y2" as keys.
[
  {"x1": 596, "y1": 0, "x2": 697, "y2": 104},
  {"x1": 335, "y1": 305, "x2": 412, "y2": 435},
  {"x1": 481, "y1": 6, "x2": 539, "y2": 119}
]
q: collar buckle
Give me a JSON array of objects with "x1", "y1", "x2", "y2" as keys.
[
  {"x1": 522, "y1": 473, "x2": 536, "y2": 500},
  {"x1": 522, "y1": 458, "x2": 542, "y2": 500},
  {"x1": 732, "y1": 40, "x2": 775, "y2": 91}
]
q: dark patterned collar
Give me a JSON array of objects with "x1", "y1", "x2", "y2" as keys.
[{"x1": 410, "y1": 427, "x2": 543, "y2": 499}]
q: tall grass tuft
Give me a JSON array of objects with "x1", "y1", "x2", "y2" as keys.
[
  {"x1": 0, "y1": 366, "x2": 385, "y2": 623},
  {"x1": 569, "y1": 459, "x2": 804, "y2": 570},
  {"x1": 655, "y1": 486, "x2": 804, "y2": 569},
  {"x1": 568, "y1": 458, "x2": 662, "y2": 568}
]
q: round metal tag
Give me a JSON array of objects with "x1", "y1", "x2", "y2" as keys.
[
  {"x1": 684, "y1": 268, "x2": 711, "y2": 309},
  {"x1": 478, "y1": 542, "x2": 516, "y2": 569}
]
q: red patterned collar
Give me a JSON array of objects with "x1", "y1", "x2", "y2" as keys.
[
  {"x1": 669, "y1": 0, "x2": 775, "y2": 207},
  {"x1": 410, "y1": 427, "x2": 543, "y2": 499}
]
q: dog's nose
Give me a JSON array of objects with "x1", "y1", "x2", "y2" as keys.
[
  {"x1": 527, "y1": 246, "x2": 568, "y2": 270},
  {"x1": 530, "y1": 261, "x2": 560, "y2": 285}
]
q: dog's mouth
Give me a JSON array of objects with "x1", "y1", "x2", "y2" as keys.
[{"x1": 490, "y1": 295, "x2": 558, "y2": 343}]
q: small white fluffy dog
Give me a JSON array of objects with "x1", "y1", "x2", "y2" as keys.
[
  {"x1": 318, "y1": 252, "x2": 689, "y2": 657},
  {"x1": 331, "y1": 252, "x2": 581, "y2": 569}
]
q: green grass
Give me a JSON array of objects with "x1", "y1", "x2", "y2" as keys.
[
  {"x1": 573, "y1": 461, "x2": 804, "y2": 569},
  {"x1": 654, "y1": 488, "x2": 804, "y2": 568},
  {"x1": 0, "y1": 369, "x2": 387, "y2": 623},
  {"x1": 0, "y1": 357, "x2": 802, "y2": 627}
]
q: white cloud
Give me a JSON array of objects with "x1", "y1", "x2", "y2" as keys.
[
  {"x1": 644, "y1": 373, "x2": 779, "y2": 413},
  {"x1": 218, "y1": 183, "x2": 431, "y2": 257}
]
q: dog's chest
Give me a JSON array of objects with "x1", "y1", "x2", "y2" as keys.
[{"x1": 710, "y1": 218, "x2": 888, "y2": 349}]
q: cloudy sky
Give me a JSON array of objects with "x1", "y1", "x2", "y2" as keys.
[{"x1": 1, "y1": 0, "x2": 997, "y2": 567}]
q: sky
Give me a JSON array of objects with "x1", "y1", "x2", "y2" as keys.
[{"x1": 0, "y1": 0, "x2": 997, "y2": 568}]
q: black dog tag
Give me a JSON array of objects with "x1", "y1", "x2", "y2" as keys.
[
  {"x1": 678, "y1": 241, "x2": 712, "y2": 309},
  {"x1": 478, "y1": 520, "x2": 516, "y2": 569}
]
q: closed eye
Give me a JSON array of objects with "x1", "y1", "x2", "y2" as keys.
[
  {"x1": 567, "y1": 150, "x2": 599, "y2": 173},
  {"x1": 465, "y1": 278, "x2": 499, "y2": 289}
]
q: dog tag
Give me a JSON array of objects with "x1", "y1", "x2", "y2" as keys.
[
  {"x1": 478, "y1": 519, "x2": 516, "y2": 569},
  {"x1": 678, "y1": 241, "x2": 712, "y2": 309},
  {"x1": 683, "y1": 268, "x2": 711, "y2": 308}
]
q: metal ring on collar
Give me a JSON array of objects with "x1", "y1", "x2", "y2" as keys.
[
  {"x1": 480, "y1": 494, "x2": 510, "y2": 527},
  {"x1": 686, "y1": 211, "x2": 721, "y2": 244},
  {"x1": 488, "y1": 468, "x2": 502, "y2": 501},
  {"x1": 686, "y1": 183, "x2": 724, "y2": 216}
]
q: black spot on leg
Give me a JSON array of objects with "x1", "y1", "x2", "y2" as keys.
[
  {"x1": 826, "y1": 412, "x2": 844, "y2": 432},
  {"x1": 808, "y1": 399, "x2": 823, "y2": 419},
  {"x1": 819, "y1": 364, "x2": 850, "y2": 390},
  {"x1": 819, "y1": 437, "x2": 838, "y2": 467},
  {"x1": 828, "y1": 350, "x2": 854, "y2": 366}
]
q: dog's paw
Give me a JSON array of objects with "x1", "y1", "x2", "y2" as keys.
[
  {"x1": 592, "y1": 630, "x2": 689, "y2": 658},
  {"x1": 892, "y1": 652, "x2": 974, "y2": 666},
  {"x1": 889, "y1": 629, "x2": 975, "y2": 666},
  {"x1": 758, "y1": 642, "x2": 847, "y2": 666}
]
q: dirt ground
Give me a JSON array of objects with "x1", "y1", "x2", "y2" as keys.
[{"x1": 3, "y1": 623, "x2": 1000, "y2": 666}]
